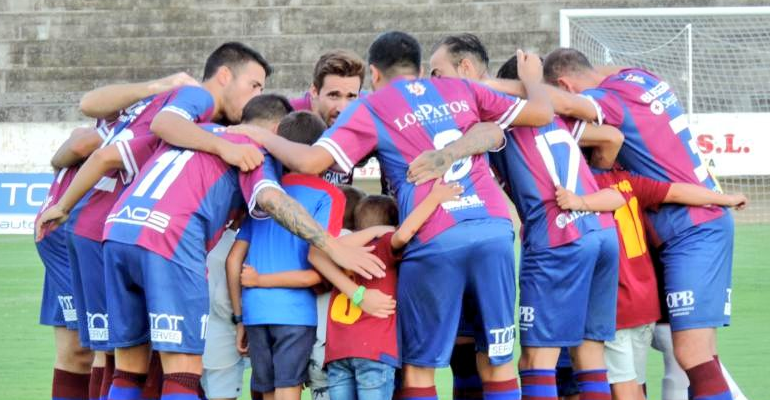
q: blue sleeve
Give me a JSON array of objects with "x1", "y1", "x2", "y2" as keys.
[
  {"x1": 236, "y1": 217, "x2": 252, "y2": 241},
  {"x1": 161, "y1": 85, "x2": 215, "y2": 122}
]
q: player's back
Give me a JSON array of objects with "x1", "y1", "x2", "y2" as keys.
[
  {"x1": 239, "y1": 173, "x2": 344, "y2": 326},
  {"x1": 104, "y1": 125, "x2": 280, "y2": 268},
  {"x1": 585, "y1": 68, "x2": 724, "y2": 243},
  {"x1": 489, "y1": 116, "x2": 614, "y2": 250}
]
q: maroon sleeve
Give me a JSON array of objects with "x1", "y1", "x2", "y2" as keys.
[
  {"x1": 374, "y1": 232, "x2": 401, "y2": 265},
  {"x1": 629, "y1": 174, "x2": 672, "y2": 210}
]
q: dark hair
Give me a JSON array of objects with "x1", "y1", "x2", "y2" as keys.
[
  {"x1": 543, "y1": 48, "x2": 593, "y2": 85},
  {"x1": 241, "y1": 94, "x2": 293, "y2": 123},
  {"x1": 277, "y1": 111, "x2": 327, "y2": 145},
  {"x1": 367, "y1": 31, "x2": 421, "y2": 78},
  {"x1": 313, "y1": 50, "x2": 366, "y2": 91},
  {"x1": 496, "y1": 55, "x2": 520, "y2": 80},
  {"x1": 433, "y1": 33, "x2": 489, "y2": 68},
  {"x1": 336, "y1": 184, "x2": 366, "y2": 231},
  {"x1": 203, "y1": 42, "x2": 272, "y2": 81},
  {"x1": 354, "y1": 195, "x2": 399, "y2": 230}
]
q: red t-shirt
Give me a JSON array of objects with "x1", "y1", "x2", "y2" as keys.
[
  {"x1": 593, "y1": 168, "x2": 670, "y2": 329},
  {"x1": 325, "y1": 232, "x2": 400, "y2": 367}
]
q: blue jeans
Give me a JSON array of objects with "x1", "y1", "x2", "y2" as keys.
[{"x1": 327, "y1": 358, "x2": 395, "y2": 400}]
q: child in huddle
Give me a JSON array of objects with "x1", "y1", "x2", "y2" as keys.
[{"x1": 308, "y1": 179, "x2": 463, "y2": 400}]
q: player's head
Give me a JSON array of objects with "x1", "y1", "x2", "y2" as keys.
[
  {"x1": 277, "y1": 111, "x2": 327, "y2": 147},
  {"x1": 429, "y1": 33, "x2": 489, "y2": 80},
  {"x1": 241, "y1": 94, "x2": 293, "y2": 133},
  {"x1": 354, "y1": 195, "x2": 399, "y2": 230},
  {"x1": 543, "y1": 48, "x2": 597, "y2": 93},
  {"x1": 367, "y1": 31, "x2": 422, "y2": 90},
  {"x1": 203, "y1": 42, "x2": 273, "y2": 123},
  {"x1": 310, "y1": 50, "x2": 366, "y2": 127},
  {"x1": 496, "y1": 54, "x2": 544, "y2": 80},
  {"x1": 337, "y1": 184, "x2": 367, "y2": 231}
]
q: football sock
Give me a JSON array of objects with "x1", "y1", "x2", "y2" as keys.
[
  {"x1": 520, "y1": 369, "x2": 558, "y2": 400},
  {"x1": 483, "y1": 378, "x2": 521, "y2": 400},
  {"x1": 401, "y1": 386, "x2": 439, "y2": 400},
  {"x1": 88, "y1": 367, "x2": 104, "y2": 400},
  {"x1": 107, "y1": 370, "x2": 146, "y2": 400},
  {"x1": 574, "y1": 369, "x2": 611, "y2": 400},
  {"x1": 52, "y1": 368, "x2": 90, "y2": 400},
  {"x1": 140, "y1": 351, "x2": 163, "y2": 400},
  {"x1": 161, "y1": 373, "x2": 201, "y2": 400},
  {"x1": 686, "y1": 360, "x2": 732, "y2": 400},
  {"x1": 100, "y1": 355, "x2": 115, "y2": 400}
]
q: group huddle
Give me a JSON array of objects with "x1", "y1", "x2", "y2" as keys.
[{"x1": 33, "y1": 30, "x2": 749, "y2": 400}]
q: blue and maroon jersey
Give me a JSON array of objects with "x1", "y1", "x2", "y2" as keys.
[
  {"x1": 489, "y1": 116, "x2": 615, "y2": 250},
  {"x1": 315, "y1": 77, "x2": 525, "y2": 243},
  {"x1": 582, "y1": 68, "x2": 723, "y2": 244},
  {"x1": 66, "y1": 86, "x2": 215, "y2": 241},
  {"x1": 103, "y1": 124, "x2": 282, "y2": 268}
]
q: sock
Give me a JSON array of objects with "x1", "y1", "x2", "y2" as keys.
[
  {"x1": 451, "y1": 343, "x2": 483, "y2": 400},
  {"x1": 88, "y1": 367, "x2": 104, "y2": 400},
  {"x1": 108, "y1": 370, "x2": 146, "y2": 400},
  {"x1": 483, "y1": 379, "x2": 521, "y2": 400},
  {"x1": 519, "y1": 369, "x2": 557, "y2": 400},
  {"x1": 100, "y1": 355, "x2": 115, "y2": 400},
  {"x1": 685, "y1": 360, "x2": 732, "y2": 400},
  {"x1": 400, "y1": 386, "x2": 438, "y2": 400},
  {"x1": 161, "y1": 373, "x2": 201, "y2": 400},
  {"x1": 140, "y1": 352, "x2": 163, "y2": 400},
  {"x1": 574, "y1": 369, "x2": 611, "y2": 400},
  {"x1": 52, "y1": 369, "x2": 91, "y2": 400}
]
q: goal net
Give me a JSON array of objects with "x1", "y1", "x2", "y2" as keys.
[{"x1": 561, "y1": 7, "x2": 770, "y2": 224}]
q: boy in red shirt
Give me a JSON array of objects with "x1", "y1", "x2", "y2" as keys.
[{"x1": 308, "y1": 179, "x2": 462, "y2": 400}]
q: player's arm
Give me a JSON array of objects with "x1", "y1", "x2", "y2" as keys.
[
  {"x1": 391, "y1": 180, "x2": 463, "y2": 249},
  {"x1": 580, "y1": 125, "x2": 624, "y2": 170},
  {"x1": 307, "y1": 246, "x2": 396, "y2": 318},
  {"x1": 240, "y1": 266, "x2": 322, "y2": 288},
  {"x1": 79, "y1": 72, "x2": 198, "y2": 119},
  {"x1": 255, "y1": 187, "x2": 386, "y2": 280},
  {"x1": 482, "y1": 79, "x2": 600, "y2": 123},
  {"x1": 407, "y1": 122, "x2": 503, "y2": 185},
  {"x1": 555, "y1": 185, "x2": 625, "y2": 212},
  {"x1": 225, "y1": 239, "x2": 250, "y2": 354},
  {"x1": 508, "y1": 50, "x2": 554, "y2": 127},
  {"x1": 50, "y1": 127, "x2": 104, "y2": 170},
  {"x1": 664, "y1": 184, "x2": 747, "y2": 210},
  {"x1": 35, "y1": 143, "x2": 127, "y2": 240}
]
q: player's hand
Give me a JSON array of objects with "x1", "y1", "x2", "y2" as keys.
[
  {"x1": 240, "y1": 264, "x2": 261, "y2": 287},
  {"x1": 407, "y1": 149, "x2": 453, "y2": 185},
  {"x1": 427, "y1": 179, "x2": 464, "y2": 203},
  {"x1": 726, "y1": 193, "x2": 748, "y2": 210},
  {"x1": 148, "y1": 72, "x2": 200, "y2": 93},
  {"x1": 235, "y1": 323, "x2": 248, "y2": 355},
  {"x1": 327, "y1": 241, "x2": 386, "y2": 280},
  {"x1": 555, "y1": 185, "x2": 585, "y2": 211},
  {"x1": 226, "y1": 124, "x2": 273, "y2": 145},
  {"x1": 218, "y1": 142, "x2": 264, "y2": 172},
  {"x1": 516, "y1": 49, "x2": 544, "y2": 83},
  {"x1": 35, "y1": 204, "x2": 69, "y2": 242},
  {"x1": 359, "y1": 289, "x2": 396, "y2": 319}
]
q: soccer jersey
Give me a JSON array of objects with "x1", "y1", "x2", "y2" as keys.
[
  {"x1": 325, "y1": 232, "x2": 400, "y2": 367},
  {"x1": 237, "y1": 174, "x2": 345, "y2": 326},
  {"x1": 582, "y1": 68, "x2": 724, "y2": 244},
  {"x1": 103, "y1": 124, "x2": 282, "y2": 267},
  {"x1": 316, "y1": 77, "x2": 523, "y2": 243},
  {"x1": 489, "y1": 116, "x2": 615, "y2": 250},
  {"x1": 593, "y1": 168, "x2": 668, "y2": 329},
  {"x1": 66, "y1": 86, "x2": 215, "y2": 241}
]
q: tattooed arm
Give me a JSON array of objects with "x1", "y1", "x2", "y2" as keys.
[
  {"x1": 407, "y1": 122, "x2": 504, "y2": 185},
  {"x1": 255, "y1": 187, "x2": 387, "y2": 279}
]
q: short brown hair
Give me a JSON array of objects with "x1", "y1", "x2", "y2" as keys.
[
  {"x1": 337, "y1": 184, "x2": 366, "y2": 231},
  {"x1": 312, "y1": 50, "x2": 366, "y2": 91},
  {"x1": 354, "y1": 195, "x2": 399, "y2": 230},
  {"x1": 277, "y1": 111, "x2": 327, "y2": 145}
]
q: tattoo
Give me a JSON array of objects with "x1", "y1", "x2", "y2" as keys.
[{"x1": 258, "y1": 190, "x2": 331, "y2": 252}]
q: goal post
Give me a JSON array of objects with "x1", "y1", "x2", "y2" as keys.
[{"x1": 560, "y1": 7, "x2": 770, "y2": 224}]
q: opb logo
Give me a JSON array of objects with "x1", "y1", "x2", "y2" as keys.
[
  {"x1": 667, "y1": 291, "x2": 695, "y2": 308},
  {"x1": 57, "y1": 295, "x2": 77, "y2": 322},
  {"x1": 519, "y1": 306, "x2": 535, "y2": 323},
  {"x1": 87, "y1": 312, "x2": 109, "y2": 342},
  {"x1": 149, "y1": 313, "x2": 184, "y2": 344}
]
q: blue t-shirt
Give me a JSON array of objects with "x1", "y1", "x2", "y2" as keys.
[{"x1": 237, "y1": 174, "x2": 345, "y2": 326}]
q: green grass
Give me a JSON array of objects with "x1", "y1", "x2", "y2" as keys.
[{"x1": 2, "y1": 225, "x2": 767, "y2": 399}]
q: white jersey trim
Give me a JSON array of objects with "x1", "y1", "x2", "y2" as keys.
[
  {"x1": 580, "y1": 94, "x2": 604, "y2": 126},
  {"x1": 248, "y1": 180, "x2": 283, "y2": 219},
  {"x1": 115, "y1": 140, "x2": 139, "y2": 185},
  {"x1": 314, "y1": 138, "x2": 354, "y2": 174},
  {"x1": 161, "y1": 106, "x2": 193, "y2": 121},
  {"x1": 496, "y1": 99, "x2": 528, "y2": 129}
]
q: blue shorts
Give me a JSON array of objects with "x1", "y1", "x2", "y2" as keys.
[
  {"x1": 103, "y1": 241, "x2": 209, "y2": 354},
  {"x1": 37, "y1": 229, "x2": 78, "y2": 330},
  {"x1": 246, "y1": 324, "x2": 315, "y2": 392},
  {"x1": 67, "y1": 233, "x2": 110, "y2": 350},
  {"x1": 519, "y1": 228, "x2": 619, "y2": 347},
  {"x1": 660, "y1": 213, "x2": 734, "y2": 332},
  {"x1": 398, "y1": 219, "x2": 517, "y2": 368}
]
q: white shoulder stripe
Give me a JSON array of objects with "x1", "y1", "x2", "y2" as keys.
[
  {"x1": 499, "y1": 99, "x2": 528, "y2": 128},
  {"x1": 315, "y1": 138, "x2": 354, "y2": 174},
  {"x1": 161, "y1": 106, "x2": 193, "y2": 121}
]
